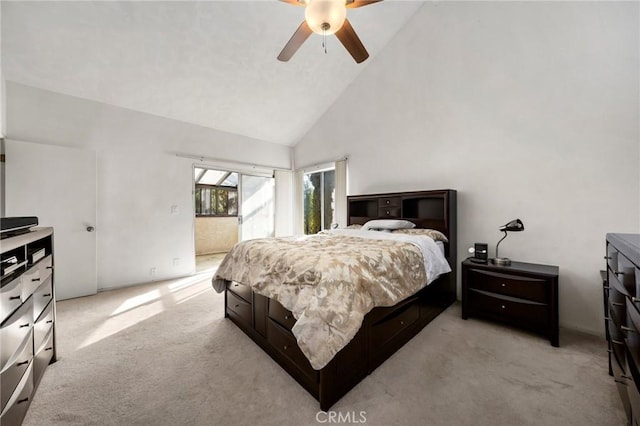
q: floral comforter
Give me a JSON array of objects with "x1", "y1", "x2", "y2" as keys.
[{"x1": 211, "y1": 229, "x2": 451, "y2": 370}]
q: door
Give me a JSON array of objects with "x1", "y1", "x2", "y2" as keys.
[
  {"x1": 5, "y1": 140, "x2": 97, "y2": 300},
  {"x1": 239, "y1": 174, "x2": 275, "y2": 241}
]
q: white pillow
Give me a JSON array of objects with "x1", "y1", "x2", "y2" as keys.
[{"x1": 362, "y1": 219, "x2": 416, "y2": 231}]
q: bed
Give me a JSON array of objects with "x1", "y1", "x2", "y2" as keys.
[{"x1": 211, "y1": 189, "x2": 457, "y2": 410}]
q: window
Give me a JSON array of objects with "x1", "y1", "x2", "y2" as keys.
[
  {"x1": 303, "y1": 169, "x2": 335, "y2": 234},
  {"x1": 195, "y1": 186, "x2": 238, "y2": 217},
  {"x1": 194, "y1": 168, "x2": 239, "y2": 217}
]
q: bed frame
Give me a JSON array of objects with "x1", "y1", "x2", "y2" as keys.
[{"x1": 223, "y1": 189, "x2": 457, "y2": 410}]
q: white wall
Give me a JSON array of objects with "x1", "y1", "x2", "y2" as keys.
[
  {"x1": 1, "y1": 73, "x2": 5, "y2": 137},
  {"x1": 1, "y1": 70, "x2": 6, "y2": 216},
  {"x1": 6, "y1": 82, "x2": 291, "y2": 290},
  {"x1": 294, "y1": 2, "x2": 640, "y2": 335}
]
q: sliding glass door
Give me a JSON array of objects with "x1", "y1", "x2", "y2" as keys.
[{"x1": 239, "y1": 174, "x2": 275, "y2": 241}]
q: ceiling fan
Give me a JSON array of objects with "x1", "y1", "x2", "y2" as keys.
[{"x1": 277, "y1": 0, "x2": 382, "y2": 64}]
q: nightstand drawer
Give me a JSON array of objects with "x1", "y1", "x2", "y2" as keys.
[
  {"x1": 467, "y1": 268, "x2": 548, "y2": 303},
  {"x1": 468, "y1": 289, "x2": 548, "y2": 327}
]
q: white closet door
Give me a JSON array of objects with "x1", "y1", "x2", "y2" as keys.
[{"x1": 5, "y1": 140, "x2": 97, "y2": 300}]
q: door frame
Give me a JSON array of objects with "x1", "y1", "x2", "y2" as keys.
[{"x1": 191, "y1": 162, "x2": 274, "y2": 267}]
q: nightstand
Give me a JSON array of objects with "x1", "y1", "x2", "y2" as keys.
[{"x1": 461, "y1": 259, "x2": 559, "y2": 346}]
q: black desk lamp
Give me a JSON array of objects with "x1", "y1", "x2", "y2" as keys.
[{"x1": 491, "y1": 219, "x2": 524, "y2": 266}]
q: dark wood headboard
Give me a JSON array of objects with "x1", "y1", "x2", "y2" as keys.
[{"x1": 347, "y1": 189, "x2": 457, "y2": 295}]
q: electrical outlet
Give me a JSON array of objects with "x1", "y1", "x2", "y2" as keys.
[
  {"x1": 150, "y1": 267, "x2": 156, "y2": 276},
  {"x1": 171, "y1": 205, "x2": 179, "y2": 214},
  {"x1": 173, "y1": 258, "x2": 180, "y2": 267}
]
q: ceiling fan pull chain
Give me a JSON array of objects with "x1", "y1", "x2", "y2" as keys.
[{"x1": 323, "y1": 28, "x2": 327, "y2": 55}]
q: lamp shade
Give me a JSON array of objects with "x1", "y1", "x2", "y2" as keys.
[
  {"x1": 499, "y1": 219, "x2": 524, "y2": 232},
  {"x1": 305, "y1": 0, "x2": 347, "y2": 35}
]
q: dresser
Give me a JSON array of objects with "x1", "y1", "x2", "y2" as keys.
[
  {"x1": 604, "y1": 233, "x2": 640, "y2": 425},
  {"x1": 1, "y1": 227, "x2": 57, "y2": 425},
  {"x1": 461, "y1": 259, "x2": 559, "y2": 346}
]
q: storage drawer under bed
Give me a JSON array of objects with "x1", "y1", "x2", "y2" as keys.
[
  {"x1": 266, "y1": 318, "x2": 318, "y2": 384},
  {"x1": 226, "y1": 290, "x2": 252, "y2": 328},
  {"x1": 370, "y1": 300, "x2": 420, "y2": 350},
  {"x1": 268, "y1": 299, "x2": 296, "y2": 331}
]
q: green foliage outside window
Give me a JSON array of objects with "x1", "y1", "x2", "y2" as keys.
[{"x1": 304, "y1": 169, "x2": 335, "y2": 235}]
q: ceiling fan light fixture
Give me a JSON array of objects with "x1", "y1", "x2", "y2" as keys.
[{"x1": 305, "y1": 0, "x2": 347, "y2": 35}]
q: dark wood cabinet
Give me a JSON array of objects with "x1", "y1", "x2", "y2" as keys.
[
  {"x1": 461, "y1": 259, "x2": 559, "y2": 346},
  {"x1": 604, "y1": 233, "x2": 640, "y2": 426},
  {"x1": 1, "y1": 227, "x2": 57, "y2": 425}
]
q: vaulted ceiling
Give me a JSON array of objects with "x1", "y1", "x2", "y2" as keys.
[{"x1": 1, "y1": 1, "x2": 424, "y2": 146}]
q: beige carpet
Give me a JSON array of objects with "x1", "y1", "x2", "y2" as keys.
[{"x1": 24, "y1": 274, "x2": 625, "y2": 426}]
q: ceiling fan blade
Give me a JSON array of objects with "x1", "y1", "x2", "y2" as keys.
[
  {"x1": 277, "y1": 21, "x2": 313, "y2": 62},
  {"x1": 279, "y1": 0, "x2": 306, "y2": 6},
  {"x1": 345, "y1": 0, "x2": 382, "y2": 9},
  {"x1": 334, "y1": 19, "x2": 369, "y2": 63}
]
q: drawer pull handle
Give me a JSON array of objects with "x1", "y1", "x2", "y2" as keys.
[
  {"x1": 501, "y1": 283, "x2": 506, "y2": 287},
  {"x1": 46, "y1": 320, "x2": 53, "y2": 324},
  {"x1": 622, "y1": 326, "x2": 636, "y2": 333},
  {"x1": 615, "y1": 272, "x2": 625, "y2": 276},
  {"x1": 9, "y1": 296, "x2": 21, "y2": 300},
  {"x1": 386, "y1": 211, "x2": 390, "y2": 215},
  {"x1": 386, "y1": 200, "x2": 390, "y2": 204},
  {"x1": 32, "y1": 278, "x2": 41, "y2": 282},
  {"x1": 234, "y1": 304, "x2": 239, "y2": 309},
  {"x1": 400, "y1": 320, "x2": 405, "y2": 325},
  {"x1": 612, "y1": 302, "x2": 624, "y2": 307},
  {"x1": 633, "y1": 297, "x2": 640, "y2": 303},
  {"x1": 17, "y1": 360, "x2": 29, "y2": 366},
  {"x1": 284, "y1": 314, "x2": 291, "y2": 320},
  {"x1": 501, "y1": 305, "x2": 506, "y2": 309},
  {"x1": 605, "y1": 256, "x2": 612, "y2": 260},
  {"x1": 43, "y1": 293, "x2": 52, "y2": 297},
  {"x1": 622, "y1": 374, "x2": 633, "y2": 380},
  {"x1": 604, "y1": 286, "x2": 610, "y2": 290},
  {"x1": 46, "y1": 266, "x2": 53, "y2": 270},
  {"x1": 17, "y1": 397, "x2": 29, "y2": 404},
  {"x1": 283, "y1": 345, "x2": 288, "y2": 351},
  {"x1": 45, "y1": 347, "x2": 53, "y2": 351},
  {"x1": 19, "y1": 323, "x2": 30, "y2": 328},
  {"x1": 612, "y1": 339, "x2": 624, "y2": 345},
  {"x1": 607, "y1": 349, "x2": 613, "y2": 353},
  {"x1": 615, "y1": 379, "x2": 628, "y2": 385},
  {"x1": 605, "y1": 317, "x2": 611, "y2": 321}
]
